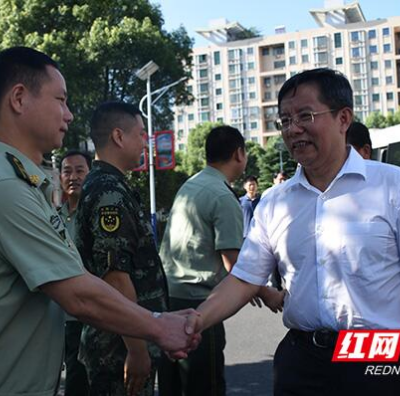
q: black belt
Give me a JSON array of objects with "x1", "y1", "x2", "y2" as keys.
[{"x1": 290, "y1": 329, "x2": 339, "y2": 349}]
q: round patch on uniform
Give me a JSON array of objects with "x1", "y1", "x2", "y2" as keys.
[{"x1": 99, "y1": 206, "x2": 121, "y2": 233}]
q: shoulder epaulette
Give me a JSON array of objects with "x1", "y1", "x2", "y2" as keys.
[{"x1": 6, "y1": 152, "x2": 38, "y2": 187}]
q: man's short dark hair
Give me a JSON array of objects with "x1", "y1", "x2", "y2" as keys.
[
  {"x1": 206, "y1": 125, "x2": 245, "y2": 163},
  {"x1": 243, "y1": 175, "x2": 258, "y2": 185},
  {"x1": 90, "y1": 101, "x2": 142, "y2": 149},
  {"x1": 274, "y1": 171, "x2": 288, "y2": 179},
  {"x1": 346, "y1": 122, "x2": 372, "y2": 149},
  {"x1": 59, "y1": 150, "x2": 92, "y2": 171},
  {"x1": 0, "y1": 46, "x2": 59, "y2": 103},
  {"x1": 278, "y1": 68, "x2": 353, "y2": 114}
]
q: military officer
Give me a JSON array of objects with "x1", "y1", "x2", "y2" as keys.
[
  {"x1": 0, "y1": 46, "x2": 197, "y2": 396},
  {"x1": 75, "y1": 101, "x2": 168, "y2": 396}
]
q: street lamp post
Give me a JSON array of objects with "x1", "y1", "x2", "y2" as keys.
[
  {"x1": 136, "y1": 61, "x2": 159, "y2": 245},
  {"x1": 136, "y1": 61, "x2": 187, "y2": 246}
]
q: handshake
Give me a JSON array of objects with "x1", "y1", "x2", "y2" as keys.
[{"x1": 153, "y1": 309, "x2": 204, "y2": 360}]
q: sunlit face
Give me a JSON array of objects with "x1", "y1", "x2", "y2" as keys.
[
  {"x1": 279, "y1": 83, "x2": 348, "y2": 172},
  {"x1": 123, "y1": 114, "x2": 146, "y2": 167},
  {"x1": 60, "y1": 155, "x2": 90, "y2": 198},
  {"x1": 23, "y1": 66, "x2": 73, "y2": 152}
]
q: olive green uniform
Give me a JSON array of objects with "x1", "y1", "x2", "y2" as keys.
[
  {"x1": 75, "y1": 160, "x2": 168, "y2": 396},
  {"x1": 0, "y1": 142, "x2": 84, "y2": 396}
]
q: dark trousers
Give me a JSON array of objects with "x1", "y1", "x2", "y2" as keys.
[
  {"x1": 65, "y1": 321, "x2": 89, "y2": 396},
  {"x1": 274, "y1": 330, "x2": 400, "y2": 396},
  {"x1": 158, "y1": 297, "x2": 226, "y2": 396}
]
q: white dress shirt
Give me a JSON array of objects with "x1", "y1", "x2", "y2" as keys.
[{"x1": 232, "y1": 147, "x2": 400, "y2": 331}]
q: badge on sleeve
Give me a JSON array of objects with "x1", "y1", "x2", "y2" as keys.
[{"x1": 99, "y1": 206, "x2": 121, "y2": 233}]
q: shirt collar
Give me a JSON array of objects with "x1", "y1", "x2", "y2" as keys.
[
  {"x1": 92, "y1": 160, "x2": 125, "y2": 179},
  {"x1": 202, "y1": 165, "x2": 229, "y2": 183},
  {"x1": 285, "y1": 146, "x2": 367, "y2": 192},
  {"x1": 0, "y1": 142, "x2": 48, "y2": 187}
]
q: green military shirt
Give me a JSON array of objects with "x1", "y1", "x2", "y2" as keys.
[
  {"x1": 160, "y1": 166, "x2": 243, "y2": 300},
  {"x1": 0, "y1": 143, "x2": 85, "y2": 396},
  {"x1": 75, "y1": 160, "x2": 168, "y2": 378},
  {"x1": 58, "y1": 202, "x2": 77, "y2": 241}
]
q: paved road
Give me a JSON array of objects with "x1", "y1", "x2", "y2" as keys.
[
  {"x1": 58, "y1": 304, "x2": 287, "y2": 396},
  {"x1": 225, "y1": 303, "x2": 287, "y2": 396}
]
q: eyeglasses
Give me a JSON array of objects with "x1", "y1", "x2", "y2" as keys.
[{"x1": 275, "y1": 109, "x2": 337, "y2": 133}]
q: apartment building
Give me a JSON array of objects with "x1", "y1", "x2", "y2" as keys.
[{"x1": 174, "y1": 1, "x2": 400, "y2": 149}]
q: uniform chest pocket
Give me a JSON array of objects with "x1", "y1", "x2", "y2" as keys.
[{"x1": 340, "y1": 222, "x2": 392, "y2": 279}]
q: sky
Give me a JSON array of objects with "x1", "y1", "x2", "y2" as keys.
[{"x1": 154, "y1": 0, "x2": 399, "y2": 47}]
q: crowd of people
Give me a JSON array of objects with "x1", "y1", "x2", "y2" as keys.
[{"x1": 1, "y1": 45, "x2": 400, "y2": 396}]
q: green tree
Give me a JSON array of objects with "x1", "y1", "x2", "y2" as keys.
[
  {"x1": 258, "y1": 136, "x2": 297, "y2": 190},
  {"x1": 181, "y1": 122, "x2": 220, "y2": 175},
  {"x1": 0, "y1": 0, "x2": 193, "y2": 148},
  {"x1": 365, "y1": 111, "x2": 388, "y2": 129},
  {"x1": 386, "y1": 109, "x2": 400, "y2": 127}
]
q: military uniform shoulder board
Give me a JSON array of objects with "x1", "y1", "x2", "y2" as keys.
[{"x1": 6, "y1": 152, "x2": 38, "y2": 187}]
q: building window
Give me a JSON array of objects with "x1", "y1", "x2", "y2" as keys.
[
  {"x1": 372, "y1": 93, "x2": 380, "y2": 102},
  {"x1": 274, "y1": 75, "x2": 286, "y2": 84},
  {"x1": 213, "y1": 51, "x2": 221, "y2": 65},
  {"x1": 217, "y1": 117, "x2": 224, "y2": 123},
  {"x1": 177, "y1": 129, "x2": 184, "y2": 139},
  {"x1": 215, "y1": 88, "x2": 222, "y2": 95},
  {"x1": 264, "y1": 77, "x2": 271, "y2": 87},
  {"x1": 199, "y1": 69, "x2": 208, "y2": 78},
  {"x1": 248, "y1": 77, "x2": 255, "y2": 84},
  {"x1": 387, "y1": 92, "x2": 394, "y2": 101},
  {"x1": 289, "y1": 56, "x2": 296, "y2": 65},
  {"x1": 228, "y1": 64, "x2": 236, "y2": 74},
  {"x1": 177, "y1": 115, "x2": 183, "y2": 123},
  {"x1": 368, "y1": 30, "x2": 376, "y2": 39},
  {"x1": 314, "y1": 36, "x2": 328, "y2": 48},
  {"x1": 385, "y1": 60, "x2": 392, "y2": 69},
  {"x1": 215, "y1": 73, "x2": 221, "y2": 81},
  {"x1": 230, "y1": 94, "x2": 240, "y2": 104},
  {"x1": 386, "y1": 76, "x2": 393, "y2": 85},
  {"x1": 301, "y1": 39, "x2": 308, "y2": 48},
  {"x1": 336, "y1": 57, "x2": 343, "y2": 65},
  {"x1": 251, "y1": 137, "x2": 258, "y2": 143},
  {"x1": 353, "y1": 79, "x2": 363, "y2": 91},
  {"x1": 352, "y1": 47, "x2": 361, "y2": 58},
  {"x1": 247, "y1": 62, "x2": 255, "y2": 70},
  {"x1": 266, "y1": 121, "x2": 275, "y2": 130},
  {"x1": 353, "y1": 63, "x2": 361, "y2": 74},
  {"x1": 370, "y1": 61, "x2": 378, "y2": 70},
  {"x1": 302, "y1": 54, "x2": 309, "y2": 63},
  {"x1": 369, "y1": 45, "x2": 377, "y2": 54},
  {"x1": 288, "y1": 41, "x2": 295, "y2": 49},
  {"x1": 274, "y1": 60, "x2": 286, "y2": 69},
  {"x1": 249, "y1": 92, "x2": 256, "y2": 100},
  {"x1": 188, "y1": 114, "x2": 194, "y2": 121},
  {"x1": 315, "y1": 52, "x2": 328, "y2": 63},
  {"x1": 383, "y1": 27, "x2": 390, "y2": 36},
  {"x1": 247, "y1": 47, "x2": 254, "y2": 55},
  {"x1": 351, "y1": 31, "x2": 360, "y2": 42},
  {"x1": 229, "y1": 79, "x2": 237, "y2": 89},
  {"x1": 178, "y1": 144, "x2": 185, "y2": 151},
  {"x1": 200, "y1": 98, "x2": 209, "y2": 107},
  {"x1": 262, "y1": 47, "x2": 269, "y2": 56},
  {"x1": 354, "y1": 95, "x2": 363, "y2": 106},
  {"x1": 228, "y1": 49, "x2": 235, "y2": 60},
  {"x1": 371, "y1": 77, "x2": 379, "y2": 86},
  {"x1": 383, "y1": 44, "x2": 391, "y2": 53},
  {"x1": 199, "y1": 83, "x2": 208, "y2": 93},
  {"x1": 264, "y1": 91, "x2": 272, "y2": 101},
  {"x1": 273, "y1": 46, "x2": 285, "y2": 56},
  {"x1": 216, "y1": 103, "x2": 223, "y2": 110},
  {"x1": 198, "y1": 54, "x2": 207, "y2": 63},
  {"x1": 250, "y1": 122, "x2": 258, "y2": 129},
  {"x1": 334, "y1": 33, "x2": 342, "y2": 48},
  {"x1": 200, "y1": 112, "x2": 210, "y2": 122}
]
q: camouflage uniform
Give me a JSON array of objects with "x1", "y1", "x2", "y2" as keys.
[{"x1": 75, "y1": 160, "x2": 168, "y2": 396}]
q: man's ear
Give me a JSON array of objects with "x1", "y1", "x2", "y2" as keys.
[
  {"x1": 9, "y1": 84, "x2": 27, "y2": 115},
  {"x1": 110, "y1": 128, "x2": 124, "y2": 148},
  {"x1": 235, "y1": 146, "x2": 246, "y2": 163},
  {"x1": 339, "y1": 107, "x2": 353, "y2": 135}
]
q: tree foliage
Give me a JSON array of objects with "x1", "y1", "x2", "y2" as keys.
[
  {"x1": 365, "y1": 109, "x2": 400, "y2": 129},
  {"x1": 0, "y1": 0, "x2": 193, "y2": 148}
]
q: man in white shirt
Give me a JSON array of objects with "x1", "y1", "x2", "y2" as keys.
[{"x1": 184, "y1": 68, "x2": 400, "y2": 395}]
